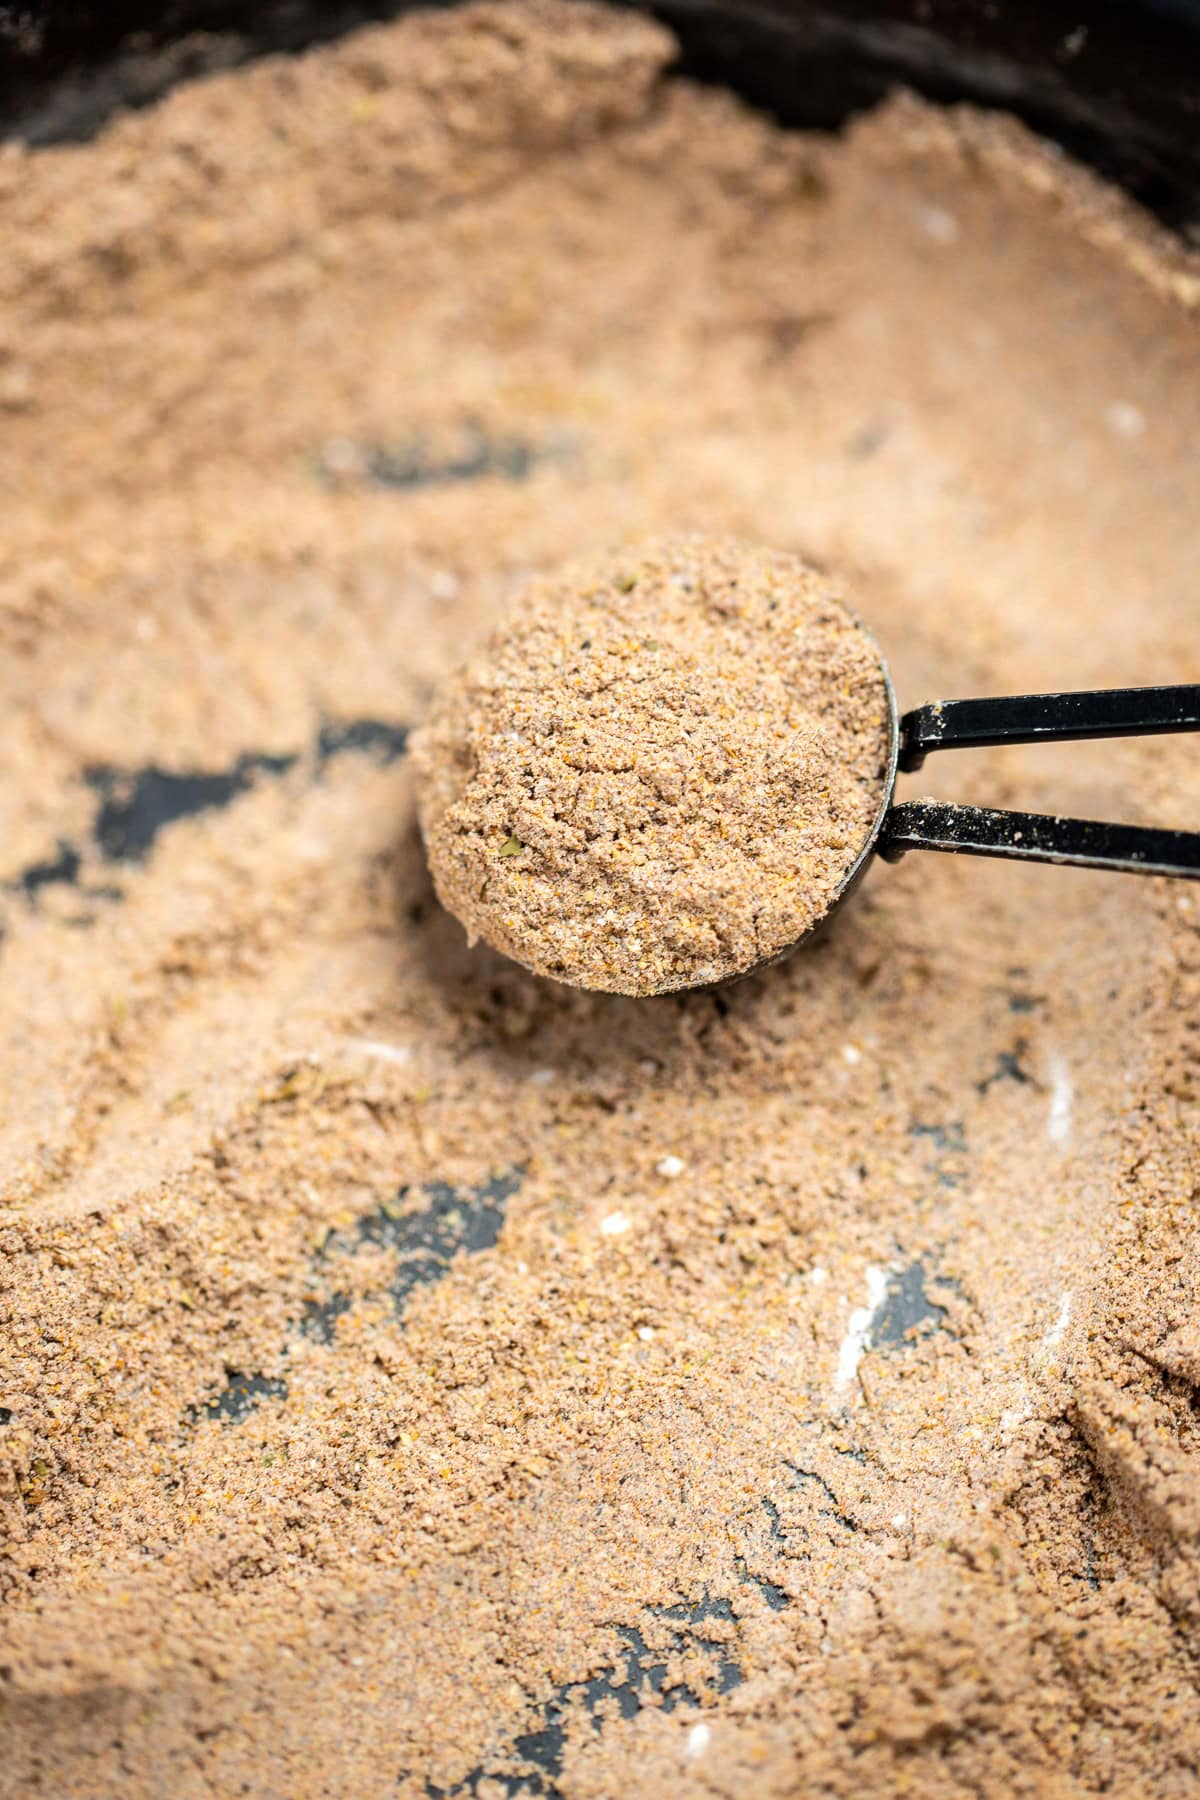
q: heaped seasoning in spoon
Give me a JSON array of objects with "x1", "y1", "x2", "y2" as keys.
[{"x1": 413, "y1": 535, "x2": 892, "y2": 993}]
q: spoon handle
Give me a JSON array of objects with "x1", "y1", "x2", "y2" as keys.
[
  {"x1": 899, "y1": 685, "x2": 1200, "y2": 773},
  {"x1": 878, "y1": 801, "x2": 1200, "y2": 879}
]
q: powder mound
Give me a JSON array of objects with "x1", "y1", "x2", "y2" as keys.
[{"x1": 413, "y1": 535, "x2": 893, "y2": 993}]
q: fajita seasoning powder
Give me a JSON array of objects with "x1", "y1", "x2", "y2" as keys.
[{"x1": 413, "y1": 536, "x2": 892, "y2": 993}]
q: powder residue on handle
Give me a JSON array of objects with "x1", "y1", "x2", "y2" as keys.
[{"x1": 413, "y1": 536, "x2": 892, "y2": 994}]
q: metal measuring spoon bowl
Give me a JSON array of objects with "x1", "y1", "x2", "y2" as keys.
[{"x1": 414, "y1": 538, "x2": 899, "y2": 997}]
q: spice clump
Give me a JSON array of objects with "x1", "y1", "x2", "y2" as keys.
[{"x1": 414, "y1": 535, "x2": 893, "y2": 994}]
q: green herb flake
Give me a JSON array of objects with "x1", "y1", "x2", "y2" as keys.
[
  {"x1": 498, "y1": 834, "x2": 525, "y2": 858},
  {"x1": 644, "y1": 639, "x2": 660, "y2": 651},
  {"x1": 615, "y1": 574, "x2": 637, "y2": 593}
]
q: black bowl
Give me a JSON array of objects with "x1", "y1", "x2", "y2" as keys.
[{"x1": 3, "y1": 1, "x2": 1199, "y2": 235}]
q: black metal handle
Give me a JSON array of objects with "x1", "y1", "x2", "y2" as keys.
[
  {"x1": 878, "y1": 802, "x2": 1200, "y2": 878},
  {"x1": 883, "y1": 684, "x2": 1200, "y2": 879},
  {"x1": 899, "y1": 685, "x2": 1200, "y2": 773}
]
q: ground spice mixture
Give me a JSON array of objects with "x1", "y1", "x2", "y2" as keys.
[
  {"x1": 2, "y1": 3, "x2": 1200, "y2": 1795},
  {"x1": 414, "y1": 536, "x2": 891, "y2": 993}
]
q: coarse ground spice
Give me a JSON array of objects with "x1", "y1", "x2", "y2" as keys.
[
  {"x1": 414, "y1": 536, "x2": 892, "y2": 993},
  {"x1": 2, "y1": 3, "x2": 1200, "y2": 1797}
]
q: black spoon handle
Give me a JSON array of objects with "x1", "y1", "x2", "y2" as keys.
[
  {"x1": 899, "y1": 685, "x2": 1200, "y2": 773},
  {"x1": 878, "y1": 801, "x2": 1200, "y2": 879}
]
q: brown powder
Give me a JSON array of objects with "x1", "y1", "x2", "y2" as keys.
[
  {"x1": 414, "y1": 536, "x2": 892, "y2": 993},
  {"x1": 2, "y1": 3, "x2": 1200, "y2": 1797}
]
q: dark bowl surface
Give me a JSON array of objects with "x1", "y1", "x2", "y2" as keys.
[{"x1": 3, "y1": 1, "x2": 1199, "y2": 233}]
